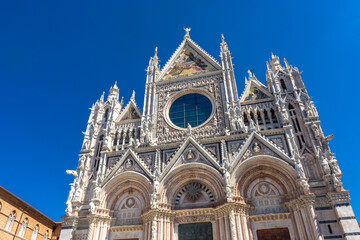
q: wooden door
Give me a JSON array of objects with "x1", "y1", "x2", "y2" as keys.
[{"x1": 257, "y1": 228, "x2": 291, "y2": 240}]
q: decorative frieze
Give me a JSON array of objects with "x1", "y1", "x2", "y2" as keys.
[
  {"x1": 250, "y1": 212, "x2": 290, "y2": 222},
  {"x1": 110, "y1": 225, "x2": 143, "y2": 232}
]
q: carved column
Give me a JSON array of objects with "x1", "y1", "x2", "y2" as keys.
[
  {"x1": 141, "y1": 209, "x2": 174, "y2": 240},
  {"x1": 229, "y1": 209, "x2": 237, "y2": 240},
  {"x1": 215, "y1": 203, "x2": 251, "y2": 240},
  {"x1": 87, "y1": 216, "x2": 97, "y2": 240},
  {"x1": 300, "y1": 196, "x2": 322, "y2": 240},
  {"x1": 287, "y1": 195, "x2": 322, "y2": 240}
]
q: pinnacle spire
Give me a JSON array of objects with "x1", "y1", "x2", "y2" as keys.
[
  {"x1": 221, "y1": 34, "x2": 225, "y2": 43},
  {"x1": 100, "y1": 91, "x2": 105, "y2": 102},
  {"x1": 284, "y1": 58, "x2": 289, "y2": 68},
  {"x1": 131, "y1": 90, "x2": 135, "y2": 101},
  {"x1": 113, "y1": 81, "x2": 118, "y2": 90}
]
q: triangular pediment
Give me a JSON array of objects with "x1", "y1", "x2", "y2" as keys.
[
  {"x1": 230, "y1": 132, "x2": 294, "y2": 174},
  {"x1": 160, "y1": 136, "x2": 222, "y2": 180},
  {"x1": 103, "y1": 148, "x2": 152, "y2": 185},
  {"x1": 240, "y1": 78, "x2": 273, "y2": 104},
  {"x1": 116, "y1": 100, "x2": 141, "y2": 123},
  {"x1": 158, "y1": 38, "x2": 221, "y2": 81}
]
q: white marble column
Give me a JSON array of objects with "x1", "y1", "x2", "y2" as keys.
[
  {"x1": 87, "y1": 217, "x2": 96, "y2": 240},
  {"x1": 174, "y1": 223, "x2": 179, "y2": 240},
  {"x1": 235, "y1": 215, "x2": 244, "y2": 240},
  {"x1": 293, "y1": 209, "x2": 307, "y2": 240},
  {"x1": 229, "y1": 210, "x2": 237, "y2": 240},
  {"x1": 151, "y1": 220, "x2": 157, "y2": 240},
  {"x1": 241, "y1": 214, "x2": 250, "y2": 240}
]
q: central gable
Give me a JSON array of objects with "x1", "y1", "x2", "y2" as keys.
[
  {"x1": 165, "y1": 48, "x2": 212, "y2": 79},
  {"x1": 158, "y1": 38, "x2": 221, "y2": 81}
]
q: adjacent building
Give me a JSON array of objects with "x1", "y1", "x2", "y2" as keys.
[
  {"x1": 59, "y1": 29, "x2": 360, "y2": 240},
  {"x1": 0, "y1": 186, "x2": 61, "y2": 240}
]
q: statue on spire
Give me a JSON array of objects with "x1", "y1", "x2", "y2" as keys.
[
  {"x1": 183, "y1": 26, "x2": 191, "y2": 39},
  {"x1": 154, "y1": 47, "x2": 158, "y2": 58},
  {"x1": 220, "y1": 33, "x2": 228, "y2": 52}
]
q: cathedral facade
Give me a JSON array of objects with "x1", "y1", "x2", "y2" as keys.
[{"x1": 59, "y1": 29, "x2": 360, "y2": 240}]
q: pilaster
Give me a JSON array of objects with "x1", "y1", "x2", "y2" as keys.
[{"x1": 327, "y1": 191, "x2": 360, "y2": 239}]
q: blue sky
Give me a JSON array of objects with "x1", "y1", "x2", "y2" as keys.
[{"x1": 0, "y1": 1, "x2": 359, "y2": 221}]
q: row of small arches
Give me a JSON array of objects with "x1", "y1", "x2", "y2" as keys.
[{"x1": 242, "y1": 107, "x2": 280, "y2": 130}]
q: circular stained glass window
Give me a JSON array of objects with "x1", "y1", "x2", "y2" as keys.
[{"x1": 169, "y1": 93, "x2": 212, "y2": 128}]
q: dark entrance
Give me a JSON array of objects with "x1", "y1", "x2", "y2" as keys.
[
  {"x1": 257, "y1": 228, "x2": 291, "y2": 240},
  {"x1": 178, "y1": 222, "x2": 213, "y2": 240}
]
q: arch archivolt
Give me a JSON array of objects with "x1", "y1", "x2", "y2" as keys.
[
  {"x1": 234, "y1": 156, "x2": 299, "y2": 215},
  {"x1": 101, "y1": 172, "x2": 152, "y2": 210},
  {"x1": 160, "y1": 163, "x2": 224, "y2": 206}
]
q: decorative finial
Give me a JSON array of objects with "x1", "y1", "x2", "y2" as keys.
[
  {"x1": 221, "y1": 34, "x2": 225, "y2": 43},
  {"x1": 100, "y1": 91, "x2": 105, "y2": 102},
  {"x1": 247, "y1": 69, "x2": 253, "y2": 78},
  {"x1": 266, "y1": 61, "x2": 270, "y2": 70},
  {"x1": 131, "y1": 90, "x2": 135, "y2": 101},
  {"x1": 183, "y1": 26, "x2": 191, "y2": 39},
  {"x1": 154, "y1": 47, "x2": 158, "y2": 58}
]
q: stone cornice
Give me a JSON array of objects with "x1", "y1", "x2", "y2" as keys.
[
  {"x1": 157, "y1": 71, "x2": 222, "y2": 86},
  {"x1": 140, "y1": 203, "x2": 252, "y2": 224}
]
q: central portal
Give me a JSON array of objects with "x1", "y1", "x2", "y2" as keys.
[{"x1": 178, "y1": 222, "x2": 213, "y2": 240}]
